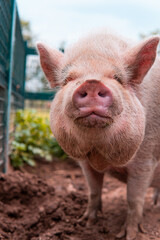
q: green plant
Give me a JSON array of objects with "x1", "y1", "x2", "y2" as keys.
[{"x1": 10, "y1": 110, "x2": 67, "y2": 168}]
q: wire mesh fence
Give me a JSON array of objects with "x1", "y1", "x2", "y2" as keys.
[
  {"x1": 0, "y1": 0, "x2": 56, "y2": 172},
  {"x1": 0, "y1": 0, "x2": 26, "y2": 172},
  {"x1": 0, "y1": 0, "x2": 14, "y2": 171}
]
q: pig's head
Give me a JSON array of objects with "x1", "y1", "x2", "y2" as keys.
[{"x1": 37, "y1": 33, "x2": 159, "y2": 171}]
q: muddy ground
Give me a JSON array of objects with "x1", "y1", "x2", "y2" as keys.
[{"x1": 0, "y1": 158, "x2": 160, "y2": 240}]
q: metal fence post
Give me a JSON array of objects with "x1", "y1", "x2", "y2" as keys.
[
  {"x1": 22, "y1": 41, "x2": 28, "y2": 109},
  {"x1": 4, "y1": 0, "x2": 16, "y2": 173}
]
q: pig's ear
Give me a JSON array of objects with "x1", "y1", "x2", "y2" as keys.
[
  {"x1": 124, "y1": 37, "x2": 159, "y2": 84},
  {"x1": 37, "y1": 43, "x2": 64, "y2": 88}
]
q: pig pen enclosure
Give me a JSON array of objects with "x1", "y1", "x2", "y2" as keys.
[{"x1": 0, "y1": 0, "x2": 160, "y2": 239}]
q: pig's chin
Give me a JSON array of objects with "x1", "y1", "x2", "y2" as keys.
[{"x1": 74, "y1": 113, "x2": 113, "y2": 128}]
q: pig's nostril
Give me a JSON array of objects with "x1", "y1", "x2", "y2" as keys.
[
  {"x1": 80, "y1": 92, "x2": 87, "y2": 98},
  {"x1": 98, "y1": 91, "x2": 107, "y2": 97}
]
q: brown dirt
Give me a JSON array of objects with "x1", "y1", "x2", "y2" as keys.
[{"x1": 0, "y1": 158, "x2": 160, "y2": 240}]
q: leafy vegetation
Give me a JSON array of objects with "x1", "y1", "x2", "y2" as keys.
[{"x1": 10, "y1": 110, "x2": 67, "y2": 168}]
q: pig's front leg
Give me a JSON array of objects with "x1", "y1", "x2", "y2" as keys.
[
  {"x1": 117, "y1": 158, "x2": 157, "y2": 240},
  {"x1": 79, "y1": 160, "x2": 104, "y2": 226}
]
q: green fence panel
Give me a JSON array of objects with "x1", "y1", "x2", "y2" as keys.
[
  {"x1": 9, "y1": 6, "x2": 26, "y2": 137},
  {"x1": 0, "y1": 0, "x2": 26, "y2": 172},
  {"x1": 0, "y1": 0, "x2": 13, "y2": 172},
  {"x1": 11, "y1": 11, "x2": 26, "y2": 107},
  {"x1": 0, "y1": 0, "x2": 56, "y2": 172}
]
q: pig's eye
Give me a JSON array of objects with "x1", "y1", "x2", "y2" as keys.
[
  {"x1": 62, "y1": 72, "x2": 78, "y2": 86},
  {"x1": 63, "y1": 76, "x2": 73, "y2": 85},
  {"x1": 114, "y1": 75, "x2": 122, "y2": 84}
]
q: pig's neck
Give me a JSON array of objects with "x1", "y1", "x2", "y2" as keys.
[{"x1": 57, "y1": 120, "x2": 143, "y2": 172}]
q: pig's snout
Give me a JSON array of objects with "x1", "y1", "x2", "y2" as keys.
[{"x1": 72, "y1": 80, "x2": 113, "y2": 115}]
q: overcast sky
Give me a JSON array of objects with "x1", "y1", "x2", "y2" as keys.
[{"x1": 16, "y1": 0, "x2": 160, "y2": 48}]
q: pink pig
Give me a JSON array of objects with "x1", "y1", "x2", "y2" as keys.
[{"x1": 37, "y1": 31, "x2": 160, "y2": 240}]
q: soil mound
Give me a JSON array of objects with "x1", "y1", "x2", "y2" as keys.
[{"x1": 0, "y1": 160, "x2": 159, "y2": 240}]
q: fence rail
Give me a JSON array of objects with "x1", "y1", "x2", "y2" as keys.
[{"x1": 25, "y1": 91, "x2": 56, "y2": 101}]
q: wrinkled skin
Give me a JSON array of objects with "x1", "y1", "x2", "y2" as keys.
[{"x1": 37, "y1": 31, "x2": 160, "y2": 240}]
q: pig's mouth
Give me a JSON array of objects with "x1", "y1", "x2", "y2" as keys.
[{"x1": 74, "y1": 111, "x2": 113, "y2": 128}]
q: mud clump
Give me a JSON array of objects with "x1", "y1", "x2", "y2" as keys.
[{"x1": 0, "y1": 171, "x2": 55, "y2": 240}]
